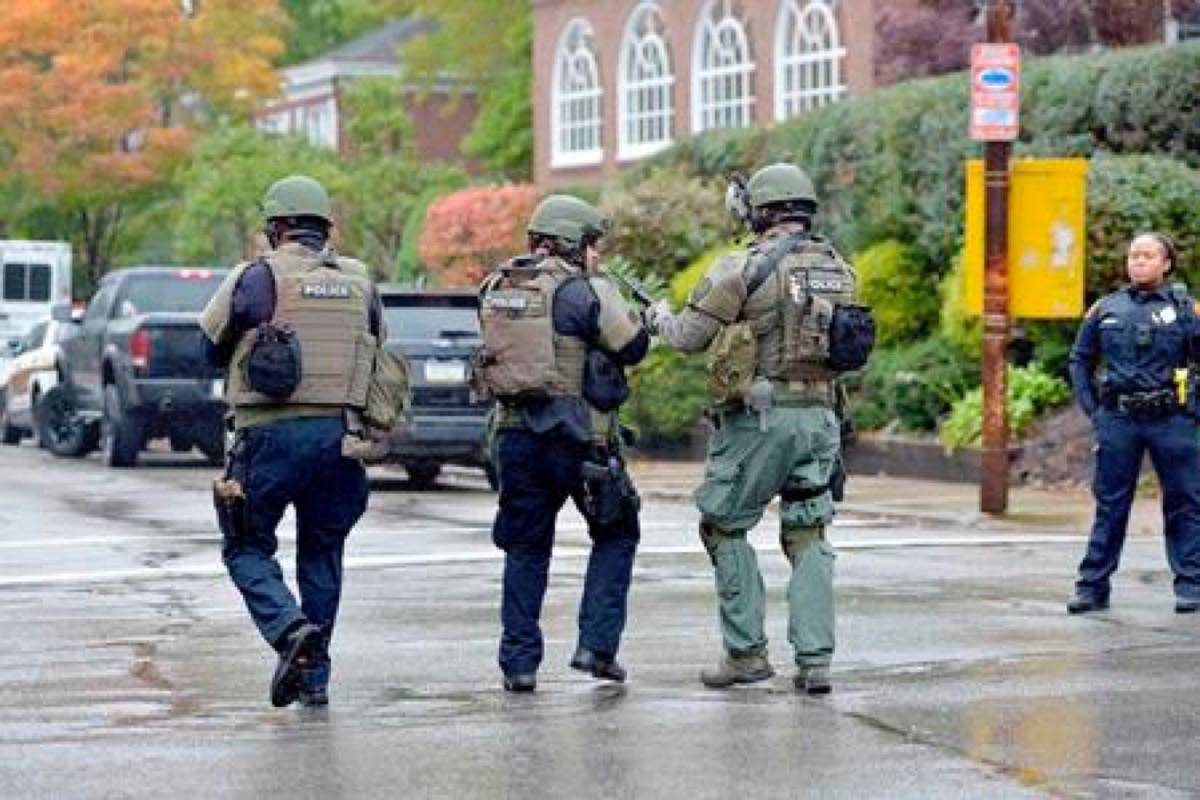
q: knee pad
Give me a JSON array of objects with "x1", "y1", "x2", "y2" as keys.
[
  {"x1": 781, "y1": 525, "x2": 825, "y2": 564},
  {"x1": 699, "y1": 521, "x2": 743, "y2": 560}
]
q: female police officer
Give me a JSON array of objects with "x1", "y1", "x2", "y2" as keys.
[{"x1": 1067, "y1": 233, "x2": 1200, "y2": 615}]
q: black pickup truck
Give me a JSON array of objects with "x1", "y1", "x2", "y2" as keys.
[{"x1": 42, "y1": 267, "x2": 228, "y2": 467}]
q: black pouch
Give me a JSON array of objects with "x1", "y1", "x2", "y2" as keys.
[
  {"x1": 581, "y1": 458, "x2": 640, "y2": 526},
  {"x1": 827, "y1": 304, "x2": 875, "y2": 373},
  {"x1": 247, "y1": 323, "x2": 302, "y2": 399},
  {"x1": 829, "y1": 459, "x2": 847, "y2": 503},
  {"x1": 582, "y1": 349, "x2": 629, "y2": 412},
  {"x1": 213, "y1": 482, "x2": 249, "y2": 540}
]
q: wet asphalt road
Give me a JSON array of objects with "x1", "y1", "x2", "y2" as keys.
[{"x1": 1, "y1": 441, "x2": 1199, "y2": 798}]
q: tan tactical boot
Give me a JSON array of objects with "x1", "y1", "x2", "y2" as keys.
[
  {"x1": 700, "y1": 653, "x2": 774, "y2": 688},
  {"x1": 794, "y1": 665, "x2": 831, "y2": 695}
]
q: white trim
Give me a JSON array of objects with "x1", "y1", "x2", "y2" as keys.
[
  {"x1": 691, "y1": 0, "x2": 756, "y2": 134},
  {"x1": 551, "y1": 18, "x2": 605, "y2": 169},
  {"x1": 774, "y1": 0, "x2": 847, "y2": 122},
  {"x1": 617, "y1": 2, "x2": 676, "y2": 162}
]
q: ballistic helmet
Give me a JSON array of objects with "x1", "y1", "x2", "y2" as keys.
[
  {"x1": 527, "y1": 195, "x2": 610, "y2": 249},
  {"x1": 746, "y1": 163, "x2": 818, "y2": 210},
  {"x1": 262, "y1": 175, "x2": 334, "y2": 223}
]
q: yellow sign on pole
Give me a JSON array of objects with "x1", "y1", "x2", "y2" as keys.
[{"x1": 964, "y1": 158, "x2": 1087, "y2": 318}]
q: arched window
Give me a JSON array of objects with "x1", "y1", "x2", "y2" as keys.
[
  {"x1": 552, "y1": 19, "x2": 603, "y2": 168},
  {"x1": 775, "y1": 0, "x2": 846, "y2": 120},
  {"x1": 619, "y1": 2, "x2": 675, "y2": 161},
  {"x1": 691, "y1": 0, "x2": 756, "y2": 133}
]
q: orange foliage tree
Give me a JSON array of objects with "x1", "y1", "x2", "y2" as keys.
[
  {"x1": 418, "y1": 185, "x2": 541, "y2": 287},
  {"x1": 0, "y1": 0, "x2": 286, "y2": 285}
]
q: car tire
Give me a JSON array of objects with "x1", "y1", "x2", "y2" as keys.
[
  {"x1": 38, "y1": 385, "x2": 98, "y2": 458},
  {"x1": 197, "y1": 427, "x2": 226, "y2": 467},
  {"x1": 169, "y1": 435, "x2": 193, "y2": 453},
  {"x1": 405, "y1": 462, "x2": 441, "y2": 489},
  {"x1": 103, "y1": 384, "x2": 142, "y2": 468},
  {"x1": 31, "y1": 390, "x2": 48, "y2": 449},
  {"x1": 0, "y1": 391, "x2": 21, "y2": 445}
]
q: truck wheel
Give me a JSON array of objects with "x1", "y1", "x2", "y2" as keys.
[
  {"x1": 197, "y1": 428, "x2": 226, "y2": 467},
  {"x1": 38, "y1": 386, "x2": 97, "y2": 458},
  {"x1": 405, "y1": 462, "x2": 441, "y2": 489},
  {"x1": 103, "y1": 384, "x2": 143, "y2": 468},
  {"x1": 169, "y1": 435, "x2": 193, "y2": 453},
  {"x1": 0, "y1": 391, "x2": 20, "y2": 445}
]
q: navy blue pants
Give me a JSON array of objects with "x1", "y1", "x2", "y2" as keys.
[
  {"x1": 492, "y1": 429, "x2": 640, "y2": 677},
  {"x1": 1077, "y1": 410, "x2": 1200, "y2": 602},
  {"x1": 222, "y1": 416, "x2": 369, "y2": 690}
]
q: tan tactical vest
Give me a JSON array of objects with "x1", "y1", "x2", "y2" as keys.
[
  {"x1": 741, "y1": 231, "x2": 857, "y2": 384},
  {"x1": 474, "y1": 256, "x2": 588, "y2": 402},
  {"x1": 226, "y1": 247, "x2": 375, "y2": 410}
]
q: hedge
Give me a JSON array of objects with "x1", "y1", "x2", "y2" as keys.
[{"x1": 635, "y1": 43, "x2": 1200, "y2": 282}]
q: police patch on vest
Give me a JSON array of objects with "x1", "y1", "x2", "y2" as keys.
[{"x1": 301, "y1": 283, "x2": 351, "y2": 299}]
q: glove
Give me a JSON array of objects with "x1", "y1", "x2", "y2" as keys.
[{"x1": 643, "y1": 299, "x2": 672, "y2": 336}]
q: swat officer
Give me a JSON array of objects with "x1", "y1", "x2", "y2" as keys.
[
  {"x1": 1067, "y1": 232, "x2": 1200, "y2": 615},
  {"x1": 644, "y1": 163, "x2": 873, "y2": 695},
  {"x1": 474, "y1": 194, "x2": 650, "y2": 692},
  {"x1": 200, "y1": 175, "x2": 388, "y2": 707}
]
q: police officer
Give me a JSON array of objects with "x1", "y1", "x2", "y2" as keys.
[
  {"x1": 645, "y1": 163, "x2": 872, "y2": 694},
  {"x1": 1067, "y1": 232, "x2": 1200, "y2": 615},
  {"x1": 200, "y1": 175, "x2": 387, "y2": 707},
  {"x1": 474, "y1": 195, "x2": 650, "y2": 692}
]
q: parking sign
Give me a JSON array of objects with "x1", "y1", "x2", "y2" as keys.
[{"x1": 970, "y1": 44, "x2": 1020, "y2": 141}]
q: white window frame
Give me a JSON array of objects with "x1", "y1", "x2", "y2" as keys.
[
  {"x1": 618, "y1": 2, "x2": 675, "y2": 162},
  {"x1": 551, "y1": 19, "x2": 604, "y2": 169},
  {"x1": 775, "y1": 0, "x2": 846, "y2": 121},
  {"x1": 691, "y1": 0, "x2": 756, "y2": 134}
]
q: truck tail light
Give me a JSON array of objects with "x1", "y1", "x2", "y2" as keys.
[{"x1": 130, "y1": 328, "x2": 152, "y2": 369}]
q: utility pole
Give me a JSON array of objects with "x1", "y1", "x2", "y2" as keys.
[{"x1": 979, "y1": 0, "x2": 1015, "y2": 513}]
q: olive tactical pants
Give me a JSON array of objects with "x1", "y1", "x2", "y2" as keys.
[{"x1": 694, "y1": 406, "x2": 839, "y2": 667}]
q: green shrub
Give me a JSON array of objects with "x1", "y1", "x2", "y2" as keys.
[
  {"x1": 1084, "y1": 154, "x2": 1200, "y2": 297},
  {"x1": 938, "y1": 252, "x2": 982, "y2": 356},
  {"x1": 938, "y1": 364, "x2": 1072, "y2": 451},
  {"x1": 855, "y1": 240, "x2": 937, "y2": 346},
  {"x1": 599, "y1": 167, "x2": 737, "y2": 280},
  {"x1": 846, "y1": 336, "x2": 980, "y2": 432},
  {"x1": 634, "y1": 44, "x2": 1200, "y2": 286},
  {"x1": 622, "y1": 348, "x2": 709, "y2": 446},
  {"x1": 394, "y1": 177, "x2": 469, "y2": 283}
]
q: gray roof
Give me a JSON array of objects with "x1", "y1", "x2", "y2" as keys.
[{"x1": 320, "y1": 16, "x2": 438, "y2": 65}]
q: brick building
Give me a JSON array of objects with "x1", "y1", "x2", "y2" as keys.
[
  {"x1": 256, "y1": 17, "x2": 478, "y2": 166},
  {"x1": 532, "y1": 0, "x2": 905, "y2": 186}
]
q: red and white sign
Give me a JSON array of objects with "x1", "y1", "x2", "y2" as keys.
[{"x1": 970, "y1": 43, "x2": 1020, "y2": 142}]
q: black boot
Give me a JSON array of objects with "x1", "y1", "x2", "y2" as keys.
[
  {"x1": 503, "y1": 673, "x2": 537, "y2": 692},
  {"x1": 569, "y1": 647, "x2": 627, "y2": 683},
  {"x1": 270, "y1": 622, "x2": 321, "y2": 708},
  {"x1": 1067, "y1": 595, "x2": 1109, "y2": 614}
]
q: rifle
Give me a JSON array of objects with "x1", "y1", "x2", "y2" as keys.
[{"x1": 604, "y1": 268, "x2": 655, "y2": 308}]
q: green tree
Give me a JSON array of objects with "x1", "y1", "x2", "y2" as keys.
[
  {"x1": 281, "y1": 0, "x2": 414, "y2": 65},
  {"x1": 174, "y1": 126, "x2": 342, "y2": 265},
  {"x1": 335, "y1": 78, "x2": 466, "y2": 280},
  {"x1": 403, "y1": 0, "x2": 532, "y2": 179}
]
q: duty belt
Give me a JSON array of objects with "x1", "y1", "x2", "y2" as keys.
[{"x1": 1104, "y1": 388, "x2": 1180, "y2": 417}]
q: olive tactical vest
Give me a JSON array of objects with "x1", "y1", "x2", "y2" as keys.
[
  {"x1": 474, "y1": 256, "x2": 588, "y2": 401},
  {"x1": 227, "y1": 249, "x2": 375, "y2": 409}
]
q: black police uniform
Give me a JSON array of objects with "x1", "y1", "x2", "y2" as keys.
[
  {"x1": 205, "y1": 235, "x2": 384, "y2": 701},
  {"x1": 491, "y1": 277, "x2": 649, "y2": 684},
  {"x1": 1068, "y1": 283, "x2": 1200, "y2": 606}
]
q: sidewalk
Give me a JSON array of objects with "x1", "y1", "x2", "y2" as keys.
[{"x1": 626, "y1": 458, "x2": 1168, "y2": 538}]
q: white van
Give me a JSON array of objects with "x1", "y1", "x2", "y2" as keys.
[{"x1": 0, "y1": 241, "x2": 72, "y2": 350}]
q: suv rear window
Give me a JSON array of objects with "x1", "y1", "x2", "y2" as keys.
[
  {"x1": 383, "y1": 294, "x2": 479, "y2": 340},
  {"x1": 117, "y1": 273, "x2": 224, "y2": 315}
]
